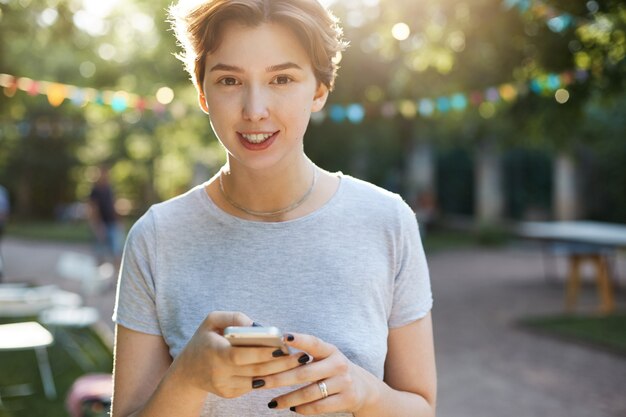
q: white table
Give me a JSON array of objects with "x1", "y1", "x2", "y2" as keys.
[
  {"x1": 518, "y1": 221, "x2": 626, "y2": 313},
  {"x1": 38, "y1": 307, "x2": 101, "y2": 372},
  {"x1": 518, "y1": 221, "x2": 626, "y2": 247},
  {"x1": 0, "y1": 322, "x2": 57, "y2": 400},
  {"x1": 39, "y1": 307, "x2": 99, "y2": 328},
  {"x1": 0, "y1": 285, "x2": 82, "y2": 317}
]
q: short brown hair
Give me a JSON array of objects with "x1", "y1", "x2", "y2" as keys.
[{"x1": 168, "y1": 0, "x2": 348, "y2": 91}]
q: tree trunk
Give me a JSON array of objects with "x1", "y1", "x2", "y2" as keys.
[
  {"x1": 475, "y1": 141, "x2": 503, "y2": 223},
  {"x1": 553, "y1": 151, "x2": 580, "y2": 220},
  {"x1": 408, "y1": 140, "x2": 437, "y2": 232}
]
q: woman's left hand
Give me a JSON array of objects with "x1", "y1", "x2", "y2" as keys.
[{"x1": 260, "y1": 332, "x2": 380, "y2": 415}]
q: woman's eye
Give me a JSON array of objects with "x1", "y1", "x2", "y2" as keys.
[
  {"x1": 219, "y1": 77, "x2": 239, "y2": 86},
  {"x1": 273, "y1": 76, "x2": 292, "y2": 85}
]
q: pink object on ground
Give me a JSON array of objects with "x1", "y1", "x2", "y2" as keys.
[{"x1": 65, "y1": 373, "x2": 113, "y2": 417}]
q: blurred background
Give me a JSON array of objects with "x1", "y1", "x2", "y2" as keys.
[
  {"x1": 0, "y1": 0, "x2": 625, "y2": 223},
  {"x1": 0, "y1": 0, "x2": 625, "y2": 416}
]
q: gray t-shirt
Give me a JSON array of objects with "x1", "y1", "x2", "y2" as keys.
[{"x1": 113, "y1": 173, "x2": 432, "y2": 417}]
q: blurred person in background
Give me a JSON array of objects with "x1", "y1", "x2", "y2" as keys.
[
  {"x1": 87, "y1": 165, "x2": 123, "y2": 270},
  {"x1": 0, "y1": 184, "x2": 9, "y2": 280},
  {"x1": 111, "y1": 1, "x2": 436, "y2": 416}
]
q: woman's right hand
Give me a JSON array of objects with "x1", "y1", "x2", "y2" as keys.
[{"x1": 171, "y1": 311, "x2": 303, "y2": 399}]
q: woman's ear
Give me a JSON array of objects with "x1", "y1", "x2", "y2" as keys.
[
  {"x1": 311, "y1": 83, "x2": 329, "y2": 113},
  {"x1": 198, "y1": 87, "x2": 210, "y2": 115}
]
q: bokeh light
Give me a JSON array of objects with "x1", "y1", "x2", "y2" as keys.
[
  {"x1": 346, "y1": 104, "x2": 365, "y2": 124},
  {"x1": 98, "y1": 44, "x2": 116, "y2": 61},
  {"x1": 392, "y1": 22, "x2": 411, "y2": 41},
  {"x1": 156, "y1": 87, "x2": 174, "y2": 105},
  {"x1": 399, "y1": 100, "x2": 417, "y2": 118},
  {"x1": 499, "y1": 84, "x2": 518, "y2": 102},
  {"x1": 451, "y1": 93, "x2": 468, "y2": 110},
  {"x1": 37, "y1": 8, "x2": 58, "y2": 27},
  {"x1": 329, "y1": 104, "x2": 346, "y2": 122},
  {"x1": 47, "y1": 83, "x2": 66, "y2": 107},
  {"x1": 447, "y1": 31, "x2": 466, "y2": 52},
  {"x1": 555, "y1": 88, "x2": 570, "y2": 103},
  {"x1": 365, "y1": 85, "x2": 384, "y2": 102},
  {"x1": 79, "y1": 61, "x2": 96, "y2": 78},
  {"x1": 479, "y1": 102, "x2": 496, "y2": 118},
  {"x1": 419, "y1": 99, "x2": 435, "y2": 117}
]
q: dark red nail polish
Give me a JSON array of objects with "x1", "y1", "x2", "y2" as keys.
[
  {"x1": 268, "y1": 400, "x2": 278, "y2": 409},
  {"x1": 298, "y1": 353, "x2": 310, "y2": 364},
  {"x1": 252, "y1": 379, "x2": 265, "y2": 389},
  {"x1": 290, "y1": 406, "x2": 297, "y2": 412},
  {"x1": 286, "y1": 334, "x2": 294, "y2": 342}
]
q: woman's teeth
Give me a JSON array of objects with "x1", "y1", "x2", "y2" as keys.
[{"x1": 241, "y1": 133, "x2": 273, "y2": 143}]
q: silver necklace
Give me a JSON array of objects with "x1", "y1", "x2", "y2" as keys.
[{"x1": 218, "y1": 165, "x2": 318, "y2": 218}]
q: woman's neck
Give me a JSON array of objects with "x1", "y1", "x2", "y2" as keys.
[{"x1": 219, "y1": 155, "x2": 316, "y2": 216}]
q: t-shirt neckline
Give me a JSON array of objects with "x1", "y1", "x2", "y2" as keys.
[{"x1": 198, "y1": 171, "x2": 345, "y2": 227}]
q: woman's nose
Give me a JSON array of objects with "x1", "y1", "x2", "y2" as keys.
[{"x1": 242, "y1": 86, "x2": 269, "y2": 121}]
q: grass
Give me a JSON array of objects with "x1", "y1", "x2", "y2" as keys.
[
  {"x1": 7, "y1": 220, "x2": 495, "y2": 251},
  {"x1": 518, "y1": 313, "x2": 626, "y2": 355},
  {"x1": 422, "y1": 228, "x2": 511, "y2": 252},
  {"x1": 0, "y1": 317, "x2": 113, "y2": 417},
  {"x1": 421, "y1": 229, "x2": 477, "y2": 252},
  {"x1": 6, "y1": 221, "x2": 93, "y2": 243}
]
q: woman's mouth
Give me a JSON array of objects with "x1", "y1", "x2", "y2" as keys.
[
  {"x1": 240, "y1": 132, "x2": 274, "y2": 144},
  {"x1": 237, "y1": 131, "x2": 279, "y2": 151}
]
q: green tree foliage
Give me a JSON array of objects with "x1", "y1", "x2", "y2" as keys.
[
  {"x1": 0, "y1": 0, "x2": 222, "y2": 218},
  {"x1": 0, "y1": 0, "x2": 624, "y2": 220}
]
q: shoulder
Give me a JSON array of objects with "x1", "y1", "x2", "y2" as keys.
[
  {"x1": 339, "y1": 174, "x2": 414, "y2": 219},
  {"x1": 333, "y1": 174, "x2": 417, "y2": 236},
  {"x1": 150, "y1": 184, "x2": 204, "y2": 218},
  {"x1": 128, "y1": 184, "x2": 206, "y2": 240}
]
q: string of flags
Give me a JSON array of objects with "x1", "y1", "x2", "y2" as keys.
[
  {"x1": 0, "y1": 73, "x2": 175, "y2": 115},
  {"x1": 0, "y1": 68, "x2": 589, "y2": 126},
  {"x1": 318, "y1": 69, "x2": 588, "y2": 123},
  {"x1": 503, "y1": 0, "x2": 597, "y2": 34},
  {"x1": 0, "y1": 0, "x2": 600, "y2": 127}
]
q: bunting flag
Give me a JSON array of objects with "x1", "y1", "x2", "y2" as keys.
[
  {"x1": 318, "y1": 68, "x2": 588, "y2": 124},
  {"x1": 1, "y1": 68, "x2": 589, "y2": 127},
  {"x1": 503, "y1": 0, "x2": 596, "y2": 33},
  {"x1": 0, "y1": 73, "x2": 170, "y2": 115}
]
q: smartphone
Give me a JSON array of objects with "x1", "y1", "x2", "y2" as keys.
[{"x1": 223, "y1": 326, "x2": 289, "y2": 354}]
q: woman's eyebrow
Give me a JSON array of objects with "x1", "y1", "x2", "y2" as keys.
[
  {"x1": 266, "y1": 62, "x2": 303, "y2": 72},
  {"x1": 209, "y1": 62, "x2": 303, "y2": 73},
  {"x1": 209, "y1": 63, "x2": 243, "y2": 73}
]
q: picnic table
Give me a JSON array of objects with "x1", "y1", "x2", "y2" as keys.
[
  {"x1": 518, "y1": 221, "x2": 626, "y2": 314},
  {"x1": 0, "y1": 284, "x2": 82, "y2": 317},
  {"x1": 0, "y1": 322, "x2": 57, "y2": 400}
]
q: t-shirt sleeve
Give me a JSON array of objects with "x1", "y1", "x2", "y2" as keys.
[
  {"x1": 388, "y1": 199, "x2": 433, "y2": 328},
  {"x1": 112, "y1": 208, "x2": 162, "y2": 335}
]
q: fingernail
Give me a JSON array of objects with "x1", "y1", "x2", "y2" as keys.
[
  {"x1": 268, "y1": 400, "x2": 278, "y2": 409},
  {"x1": 252, "y1": 379, "x2": 265, "y2": 389},
  {"x1": 272, "y1": 349, "x2": 286, "y2": 357},
  {"x1": 290, "y1": 406, "x2": 297, "y2": 412},
  {"x1": 252, "y1": 321, "x2": 263, "y2": 327},
  {"x1": 297, "y1": 353, "x2": 310, "y2": 364},
  {"x1": 286, "y1": 333, "x2": 294, "y2": 342}
]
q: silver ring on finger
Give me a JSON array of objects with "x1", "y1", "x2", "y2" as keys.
[{"x1": 317, "y1": 381, "x2": 329, "y2": 399}]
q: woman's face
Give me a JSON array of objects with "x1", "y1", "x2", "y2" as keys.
[{"x1": 200, "y1": 22, "x2": 328, "y2": 172}]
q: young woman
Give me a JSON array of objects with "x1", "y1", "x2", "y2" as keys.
[{"x1": 111, "y1": 1, "x2": 436, "y2": 416}]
